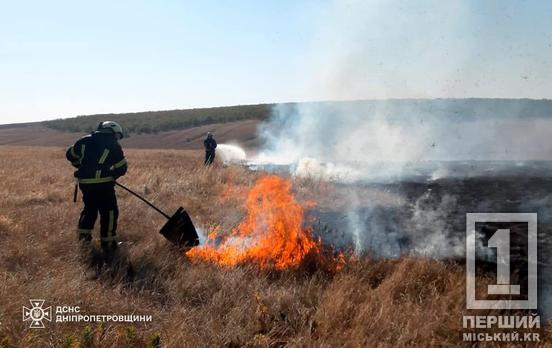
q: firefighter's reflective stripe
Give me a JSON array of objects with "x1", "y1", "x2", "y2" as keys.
[
  {"x1": 95, "y1": 149, "x2": 110, "y2": 179},
  {"x1": 77, "y1": 228, "x2": 92, "y2": 236},
  {"x1": 70, "y1": 146, "x2": 79, "y2": 159},
  {"x1": 98, "y1": 149, "x2": 110, "y2": 164},
  {"x1": 79, "y1": 176, "x2": 114, "y2": 184},
  {"x1": 101, "y1": 210, "x2": 116, "y2": 242},
  {"x1": 113, "y1": 158, "x2": 127, "y2": 169},
  {"x1": 80, "y1": 144, "x2": 86, "y2": 164}
]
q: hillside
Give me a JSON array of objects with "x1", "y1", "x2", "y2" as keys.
[
  {"x1": 42, "y1": 103, "x2": 272, "y2": 135},
  {"x1": 38, "y1": 99, "x2": 552, "y2": 136},
  {"x1": 0, "y1": 119, "x2": 261, "y2": 150},
  {"x1": 2, "y1": 98, "x2": 552, "y2": 152}
]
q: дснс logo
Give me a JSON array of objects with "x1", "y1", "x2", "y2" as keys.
[{"x1": 22, "y1": 299, "x2": 52, "y2": 329}]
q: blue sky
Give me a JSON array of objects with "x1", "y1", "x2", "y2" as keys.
[{"x1": 1, "y1": 0, "x2": 551, "y2": 124}]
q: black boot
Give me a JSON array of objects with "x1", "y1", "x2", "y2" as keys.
[{"x1": 101, "y1": 241, "x2": 119, "y2": 265}]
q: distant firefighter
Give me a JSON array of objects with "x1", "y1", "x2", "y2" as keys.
[
  {"x1": 203, "y1": 132, "x2": 217, "y2": 165},
  {"x1": 66, "y1": 121, "x2": 127, "y2": 257}
]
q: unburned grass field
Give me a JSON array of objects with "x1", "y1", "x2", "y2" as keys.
[{"x1": 0, "y1": 146, "x2": 550, "y2": 347}]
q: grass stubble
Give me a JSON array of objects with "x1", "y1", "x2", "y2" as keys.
[{"x1": 0, "y1": 146, "x2": 549, "y2": 347}]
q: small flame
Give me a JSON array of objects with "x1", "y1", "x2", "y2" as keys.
[{"x1": 186, "y1": 175, "x2": 335, "y2": 270}]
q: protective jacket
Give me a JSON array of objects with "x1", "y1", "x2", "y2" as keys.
[
  {"x1": 66, "y1": 131, "x2": 127, "y2": 184},
  {"x1": 204, "y1": 137, "x2": 217, "y2": 151}
]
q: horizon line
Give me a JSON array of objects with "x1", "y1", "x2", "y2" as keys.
[{"x1": 2, "y1": 96, "x2": 552, "y2": 127}]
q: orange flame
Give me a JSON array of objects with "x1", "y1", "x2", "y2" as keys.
[{"x1": 186, "y1": 175, "x2": 328, "y2": 270}]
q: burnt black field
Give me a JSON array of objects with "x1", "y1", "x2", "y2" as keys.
[{"x1": 251, "y1": 159, "x2": 552, "y2": 317}]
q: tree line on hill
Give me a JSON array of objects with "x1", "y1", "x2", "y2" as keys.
[
  {"x1": 41, "y1": 99, "x2": 552, "y2": 135},
  {"x1": 42, "y1": 103, "x2": 273, "y2": 135}
]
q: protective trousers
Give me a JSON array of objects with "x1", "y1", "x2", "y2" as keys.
[
  {"x1": 204, "y1": 150, "x2": 215, "y2": 165},
  {"x1": 77, "y1": 182, "x2": 118, "y2": 250}
]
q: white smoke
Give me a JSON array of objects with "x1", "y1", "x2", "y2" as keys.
[
  {"x1": 256, "y1": 101, "x2": 552, "y2": 182},
  {"x1": 196, "y1": 226, "x2": 207, "y2": 245},
  {"x1": 254, "y1": 0, "x2": 552, "y2": 177},
  {"x1": 293, "y1": 157, "x2": 361, "y2": 183}
]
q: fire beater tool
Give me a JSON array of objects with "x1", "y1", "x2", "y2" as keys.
[{"x1": 115, "y1": 181, "x2": 199, "y2": 248}]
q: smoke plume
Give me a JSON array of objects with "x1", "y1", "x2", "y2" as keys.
[{"x1": 249, "y1": 0, "x2": 552, "y2": 317}]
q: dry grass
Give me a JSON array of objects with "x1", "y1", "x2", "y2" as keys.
[{"x1": 0, "y1": 146, "x2": 549, "y2": 347}]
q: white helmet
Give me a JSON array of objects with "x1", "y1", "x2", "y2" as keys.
[{"x1": 98, "y1": 121, "x2": 124, "y2": 138}]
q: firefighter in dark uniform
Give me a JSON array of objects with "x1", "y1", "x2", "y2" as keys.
[
  {"x1": 66, "y1": 121, "x2": 128, "y2": 254},
  {"x1": 203, "y1": 132, "x2": 217, "y2": 165}
]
